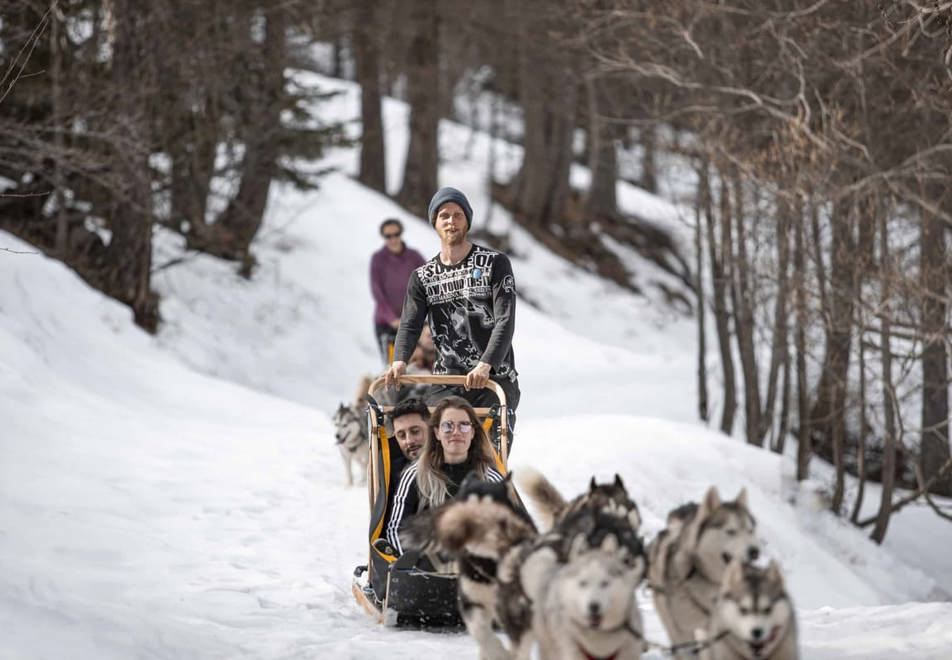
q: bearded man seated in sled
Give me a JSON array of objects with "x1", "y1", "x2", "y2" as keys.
[{"x1": 386, "y1": 397, "x2": 428, "y2": 500}]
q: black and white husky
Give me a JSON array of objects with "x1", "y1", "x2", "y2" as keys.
[
  {"x1": 401, "y1": 473, "x2": 536, "y2": 660},
  {"x1": 647, "y1": 486, "x2": 761, "y2": 653},
  {"x1": 332, "y1": 402, "x2": 368, "y2": 487},
  {"x1": 695, "y1": 559, "x2": 799, "y2": 660}
]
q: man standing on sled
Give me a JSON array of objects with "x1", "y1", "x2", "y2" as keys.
[{"x1": 384, "y1": 187, "x2": 520, "y2": 448}]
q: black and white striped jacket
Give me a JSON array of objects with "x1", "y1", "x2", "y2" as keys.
[{"x1": 384, "y1": 461, "x2": 504, "y2": 555}]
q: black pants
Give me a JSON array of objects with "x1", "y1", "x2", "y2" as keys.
[
  {"x1": 374, "y1": 323, "x2": 397, "y2": 367},
  {"x1": 426, "y1": 379, "x2": 520, "y2": 453}
]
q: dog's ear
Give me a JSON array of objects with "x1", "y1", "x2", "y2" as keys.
[
  {"x1": 600, "y1": 533, "x2": 619, "y2": 553},
  {"x1": 765, "y1": 560, "x2": 784, "y2": 588},
  {"x1": 614, "y1": 473, "x2": 626, "y2": 490},
  {"x1": 457, "y1": 471, "x2": 481, "y2": 497},
  {"x1": 627, "y1": 508, "x2": 642, "y2": 530},
  {"x1": 735, "y1": 487, "x2": 749, "y2": 509},
  {"x1": 589, "y1": 476, "x2": 598, "y2": 492},
  {"x1": 722, "y1": 558, "x2": 744, "y2": 593},
  {"x1": 568, "y1": 533, "x2": 588, "y2": 560},
  {"x1": 700, "y1": 486, "x2": 721, "y2": 516}
]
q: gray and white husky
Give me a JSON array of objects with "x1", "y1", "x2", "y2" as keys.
[
  {"x1": 332, "y1": 402, "x2": 368, "y2": 486},
  {"x1": 647, "y1": 486, "x2": 760, "y2": 653},
  {"x1": 695, "y1": 559, "x2": 798, "y2": 660},
  {"x1": 530, "y1": 546, "x2": 646, "y2": 660}
]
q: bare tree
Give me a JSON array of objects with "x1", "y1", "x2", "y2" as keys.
[{"x1": 396, "y1": 0, "x2": 439, "y2": 216}]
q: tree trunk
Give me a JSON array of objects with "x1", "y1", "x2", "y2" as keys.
[
  {"x1": 872, "y1": 213, "x2": 897, "y2": 544},
  {"x1": 170, "y1": 111, "x2": 217, "y2": 233},
  {"x1": 776, "y1": 331, "x2": 791, "y2": 454},
  {"x1": 794, "y1": 204, "x2": 811, "y2": 481},
  {"x1": 104, "y1": 0, "x2": 158, "y2": 332},
  {"x1": 212, "y1": 6, "x2": 286, "y2": 272},
  {"x1": 919, "y1": 206, "x2": 951, "y2": 495},
  {"x1": 851, "y1": 315, "x2": 867, "y2": 524},
  {"x1": 396, "y1": 0, "x2": 439, "y2": 217},
  {"x1": 331, "y1": 33, "x2": 346, "y2": 79},
  {"x1": 640, "y1": 124, "x2": 657, "y2": 194},
  {"x1": 704, "y1": 166, "x2": 736, "y2": 435},
  {"x1": 512, "y1": 30, "x2": 576, "y2": 228},
  {"x1": 762, "y1": 201, "x2": 791, "y2": 447},
  {"x1": 354, "y1": 0, "x2": 386, "y2": 193},
  {"x1": 51, "y1": 2, "x2": 68, "y2": 257},
  {"x1": 695, "y1": 161, "x2": 710, "y2": 423},
  {"x1": 811, "y1": 199, "x2": 855, "y2": 512},
  {"x1": 584, "y1": 75, "x2": 618, "y2": 219},
  {"x1": 728, "y1": 174, "x2": 761, "y2": 443}
]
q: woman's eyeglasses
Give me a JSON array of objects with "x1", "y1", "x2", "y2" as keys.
[
  {"x1": 383, "y1": 232, "x2": 401, "y2": 239},
  {"x1": 439, "y1": 421, "x2": 473, "y2": 434}
]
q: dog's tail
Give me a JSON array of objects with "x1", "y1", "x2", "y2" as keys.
[{"x1": 515, "y1": 467, "x2": 566, "y2": 531}]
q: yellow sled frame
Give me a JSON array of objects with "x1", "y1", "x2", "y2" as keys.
[{"x1": 352, "y1": 374, "x2": 510, "y2": 625}]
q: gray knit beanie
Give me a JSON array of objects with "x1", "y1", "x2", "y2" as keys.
[{"x1": 427, "y1": 187, "x2": 473, "y2": 229}]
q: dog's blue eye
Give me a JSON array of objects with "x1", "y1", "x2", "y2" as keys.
[
  {"x1": 739, "y1": 607, "x2": 749, "y2": 615},
  {"x1": 726, "y1": 529, "x2": 737, "y2": 536},
  {"x1": 763, "y1": 605, "x2": 772, "y2": 615}
]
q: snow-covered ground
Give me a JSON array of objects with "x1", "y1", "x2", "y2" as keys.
[{"x1": 2, "y1": 72, "x2": 952, "y2": 659}]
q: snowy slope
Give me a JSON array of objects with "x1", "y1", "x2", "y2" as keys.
[{"x1": 2, "y1": 71, "x2": 952, "y2": 659}]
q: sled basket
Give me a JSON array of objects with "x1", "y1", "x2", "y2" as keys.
[{"x1": 352, "y1": 374, "x2": 509, "y2": 627}]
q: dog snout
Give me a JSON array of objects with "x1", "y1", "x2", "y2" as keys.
[
  {"x1": 746, "y1": 546, "x2": 760, "y2": 562},
  {"x1": 751, "y1": 626, "x2": 764, "y2": 640}
]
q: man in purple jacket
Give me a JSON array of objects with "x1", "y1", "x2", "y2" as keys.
[{"x1": 370, "y1": 218, "x2": 426, "y2": 366}]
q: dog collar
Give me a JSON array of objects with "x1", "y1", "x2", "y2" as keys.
[{"x1": 576, "y1": 644, "x2": 618, "y2": 660}]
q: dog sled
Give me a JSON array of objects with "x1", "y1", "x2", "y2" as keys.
[{"x1": 352, "y1": 374, "x2": 510, "y2": 628}]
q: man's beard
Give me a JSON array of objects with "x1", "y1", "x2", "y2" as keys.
[{"x1": 444, "y1": 229, "x2": 465, "y2": 246}]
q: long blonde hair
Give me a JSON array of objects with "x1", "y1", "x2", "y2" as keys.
[{"x1": 416, "y1": 396, "x2": 497, "y2": 509}]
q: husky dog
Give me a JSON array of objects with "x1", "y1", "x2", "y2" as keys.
[
  {"x1": 402, "y1": 474, "x2": 536, "y2": 660},
  {"x1": 519, "y1": 469, "x2": 642, "y2": 533},
  {"x1": 500, "y1": 472, "x2": 645, "y2": 660},
  {"x1": 332, "y1": 402, "x2": 369, "y2": 486},
  {"x1": 532, "y1": 546, "x2": 646, "y2": 660},
  {"x1": 648, "y1": 487, "x2": 760, "y2": 654},
  {"x1": 695, "y1": 560, "x2": 798, "y2": 660}
]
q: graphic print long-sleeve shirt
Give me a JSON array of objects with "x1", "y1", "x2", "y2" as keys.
[{"x1": 393, "y1": 244, "x2": 517, "y2": 381}]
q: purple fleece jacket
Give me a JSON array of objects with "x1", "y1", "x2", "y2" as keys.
[{"x1": 370, "y1": 243, "x2": 426, "y2": 325}]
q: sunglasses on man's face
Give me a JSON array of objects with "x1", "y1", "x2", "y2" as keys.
[
  {"x1": 383, "y1": 232, "x2": 401, "y2": 239},
  {"x1": 439, "y1": 421, "x2": 473, "y2": 434}
]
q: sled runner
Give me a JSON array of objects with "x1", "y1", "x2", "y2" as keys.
[{"x1": 352, "y1": 374, "x2": 510, "y2": 627}]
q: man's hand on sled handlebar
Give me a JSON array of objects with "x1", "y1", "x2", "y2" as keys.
[
  {"x1": 385, "y1": 361, "x2": 407, "y2": 390},
  {"x1": 465, "y1": 362, "x2": 491, "y2": 391}
]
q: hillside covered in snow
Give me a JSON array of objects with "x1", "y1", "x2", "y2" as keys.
[{"x1": 2, "y1": 73, "x2": 952, "y2": 659}]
